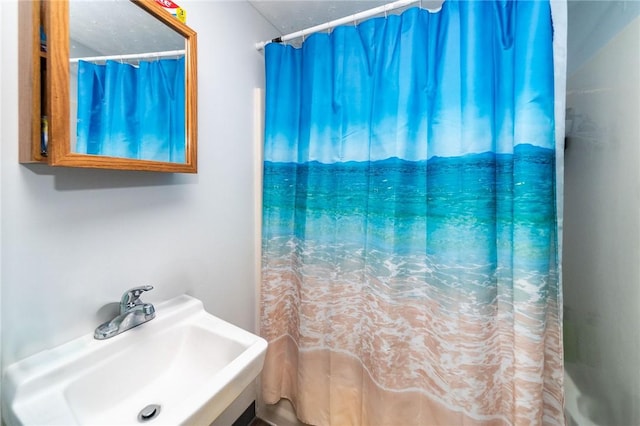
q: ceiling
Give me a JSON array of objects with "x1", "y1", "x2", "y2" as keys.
[
  {"x1": 249, "y1": 1, "x2": 391, "y2": 36},
  {"x1": 69, "y1": 0, "x2": 185, "y2": 59}
]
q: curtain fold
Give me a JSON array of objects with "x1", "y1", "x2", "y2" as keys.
[
  {"x1": 261, "y1": 2, "x2": 563, "y2": 425},
  {"x1": 75, "y1": 57, "x2": 185, "y2": 162}
]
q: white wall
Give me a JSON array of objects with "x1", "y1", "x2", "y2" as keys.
[
  {"x1": 564, "y1": 3, "x2": 640, "y2": 424},
  {"x1": 0, "y1": 0, "x2": 5, "y2": 417},
  {"x1": 0, "y1": 0, "x2": 275, "y2": 421}
]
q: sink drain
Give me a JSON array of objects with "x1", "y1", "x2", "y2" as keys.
[{"x1": 138, "y1": 404, "x2": 161, "y2": 422}]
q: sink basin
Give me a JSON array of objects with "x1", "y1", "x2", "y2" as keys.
[{"x1": 2, "y1": 295, "x2": 267, "y2": 425}]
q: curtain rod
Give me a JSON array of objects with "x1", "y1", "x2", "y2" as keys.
[
  {"x1": 69, "y1": 49, "x2": 186, "y2": 63},
  {"x1": 255, "y1": 0, "x2": 426, "y2": 51}
]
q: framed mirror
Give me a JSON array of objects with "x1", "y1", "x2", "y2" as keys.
[{"x1": 47, "y1": 0, "x2": 197, "y2": 173}]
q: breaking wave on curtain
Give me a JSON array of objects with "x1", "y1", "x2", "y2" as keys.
[{"x1": 261, "y1": 2, "x2": 562, "y2": 424}]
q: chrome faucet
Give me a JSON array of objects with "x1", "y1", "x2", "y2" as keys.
[{"x1": 94, "y1": 286, "x2": 156, "y2": 340}]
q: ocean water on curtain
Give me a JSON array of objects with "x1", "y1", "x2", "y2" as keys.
[
  {"x1": 262, "y1": 143, "x2": 559, "y2": 413},
  {"x1": 263, "y1": 144, "x2": 556, "y2": 287}
]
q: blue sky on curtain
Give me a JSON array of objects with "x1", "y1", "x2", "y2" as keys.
[
  {"x1": 260, "y1": 1, "x2": 563, "y2": 424},
  {"x1": 75, "y1": 58, "x2": 185, "y2": 162}
]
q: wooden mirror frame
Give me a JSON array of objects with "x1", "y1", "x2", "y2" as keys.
[{"x1": 47, "y1": 0, "x2": 198, "y2": 173}]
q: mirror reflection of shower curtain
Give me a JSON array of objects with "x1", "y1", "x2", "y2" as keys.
[
  {"x1": 260, "y1": 1, "x2": 564, "y2": 425},
  {"x1": 75, "y1": 57, "x2": 185, "y2": 162}
]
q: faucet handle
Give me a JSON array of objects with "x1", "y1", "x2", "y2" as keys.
[{"x1": 120, "y1": 285, "x2": 154, "y2": 312}]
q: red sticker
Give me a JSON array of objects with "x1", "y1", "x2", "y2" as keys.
[{"x1": 154, "y1": 0, "x2": 179, "y2": 9}]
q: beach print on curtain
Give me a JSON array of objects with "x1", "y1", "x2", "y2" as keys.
[
  {"x1": 75, "y1": 57, "x2": 185, "y2": 162},
  {"x1": 261, "y1": 1, "x2": 563, "y2": 425}
]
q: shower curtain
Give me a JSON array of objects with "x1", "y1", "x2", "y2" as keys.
[
  {"x1": 261, "y1": 1, "x2": 563, "y2": 425},
  {"x1": 75, "y1": 57, "x2": 185, "y2": 162}
]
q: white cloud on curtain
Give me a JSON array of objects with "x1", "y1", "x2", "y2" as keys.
[{"x1": 260, "y1": 1, "x2": 563, "y2": 425}]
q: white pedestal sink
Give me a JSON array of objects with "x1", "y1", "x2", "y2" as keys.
[{"x1": 2, "y1": 295, "x2": 267, "y2": 425}]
